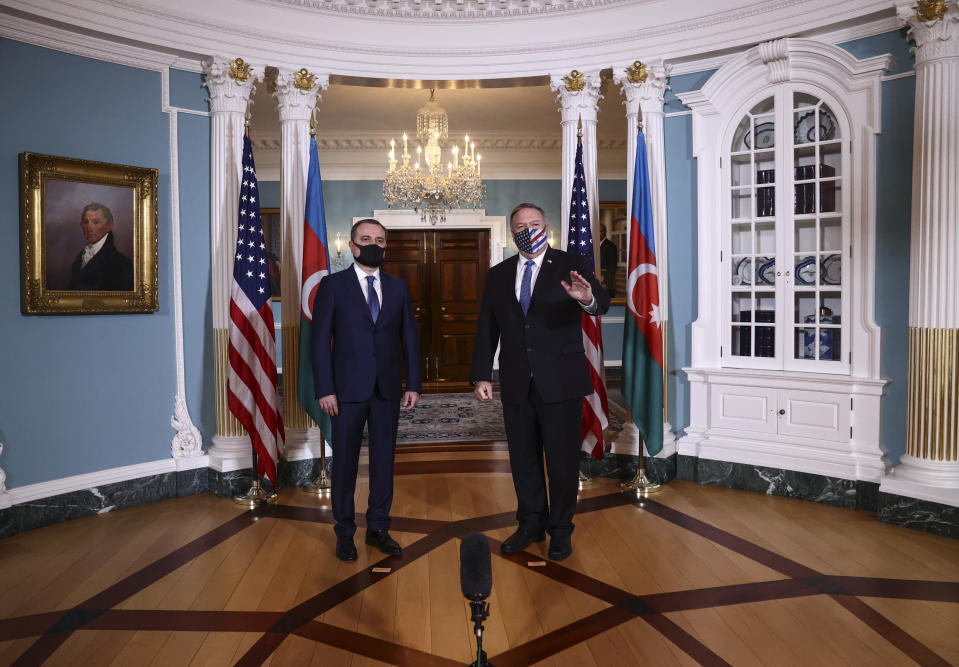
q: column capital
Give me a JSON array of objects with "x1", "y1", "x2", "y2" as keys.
[
  {"x1": 613, "y1": 58, "x2": 672, "y2": 118},
  {"x1": 896, "y1": 0, "x2": 959, "y2": 63},
  {"x1": 202, "y1": 56, "x2": 264, "y2": 114},
  {"x1": 0, "y1": 441, "x2": 6, "y2": 495},
  {"x1": 549, "y1": 68, "x2": 603, "y2": 124},
  {"x1": 274, "y1": 67, "x2": 330, "y2": 123}
]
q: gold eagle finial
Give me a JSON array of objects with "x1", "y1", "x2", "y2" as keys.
[
  {"x1": 294, "y1": 68, "x2": 316, "y2": 91},
  {"x1": 626, "y1": 61, "x2": 648, "y2": 84},
  {"x1": 564, "y1": 70, "x2": 586, "y2": 92},
  {"x1": 916, "y1": 0, "x2": 947, "y2": 22},
  {"x1": 229, "y1": 58, "x2": 252, "y2": 82}
]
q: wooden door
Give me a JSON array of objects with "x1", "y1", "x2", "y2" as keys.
[
  {"x1": 382, "y1": 228, "x2": 489, "y2": 392},
  {"x1": 431, "y1": 229, "x2": 489, "y2": 390}
]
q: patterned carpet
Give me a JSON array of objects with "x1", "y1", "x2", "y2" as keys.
[{"x1": 395, "y1": 392, "x2": 626, "y2": 443}]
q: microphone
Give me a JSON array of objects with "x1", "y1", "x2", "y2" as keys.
[{"x1": 460, "y1": 532, "x2": 492, "y2": 601}]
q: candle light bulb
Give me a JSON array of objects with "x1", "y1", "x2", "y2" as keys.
[
  {"x1": 403, "y1": 133, "x2": 407, "y2": 141},
  {"x1": 390, "y1": 138, "x2": 395, "y2": 148}
]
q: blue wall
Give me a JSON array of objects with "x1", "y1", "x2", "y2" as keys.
[
  {"x1": 0, "y1": 28, "x2": 918, "y2": 492},
  {"x1": 0, "y1": 40, "x2": 185, "y2": 486}
]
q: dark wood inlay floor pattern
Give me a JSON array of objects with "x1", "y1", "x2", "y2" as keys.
[{"x1": 2, "y1": 442, "x2": 957, "y2": 666}]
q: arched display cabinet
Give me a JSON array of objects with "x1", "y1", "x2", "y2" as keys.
[{"x1": 677, "y1": 39, "x2": 892, "y2": 487}]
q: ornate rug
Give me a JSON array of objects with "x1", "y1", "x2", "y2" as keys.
[{"x1": 393, "y1": 392, "x2": 626, "y2": 443}]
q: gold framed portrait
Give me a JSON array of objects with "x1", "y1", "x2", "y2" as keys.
[
  {"x1": 19, "y1": 152, "x2": 158, "y2": 314},
  {"x1": 598, "y1": 201, "x2": 628, "y2": 305}
]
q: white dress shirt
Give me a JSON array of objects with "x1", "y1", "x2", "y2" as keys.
[
  {"x1": 513, "y1": 251, "x2": 598, "y2": 314},
  {"x1": 80, "y1": 234, "x2": 109, "y2": 268},
  {"x1": 353, "y1": 262, "x2": 383, "y2": 307}
]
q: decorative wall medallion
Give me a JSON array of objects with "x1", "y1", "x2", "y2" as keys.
[
  {"x1": 564, "y1": 70, "x2": 586, "y2": 92},
  {"x1": 230, "y1": 58, "x2": 252, "y2": 82}
]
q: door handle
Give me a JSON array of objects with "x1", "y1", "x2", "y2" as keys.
[{"x1": 778, "y1": 409, "x2": 786, "y2": 415}]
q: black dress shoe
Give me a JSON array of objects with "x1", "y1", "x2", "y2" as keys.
[
  {"x1": 366, "y1": 530, "x2": 402, "y2": 555},
  {"x1": 335, "y1": 537, "x2": 358, "y2": 562},
  {"x1": 500, "y1": 527, "x2": 546, "y2": 554},
  {"x1": 547, "y1": 535, "x2": 572, "y2": 561}
]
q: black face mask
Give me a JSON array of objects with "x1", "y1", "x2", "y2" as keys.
[{"x1": 354, "y1": 242, "x2": 385, "y2": 268}]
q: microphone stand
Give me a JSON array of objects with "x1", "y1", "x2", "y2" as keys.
[{"x1": 468, "y1": 599, "x2": 493, "y2": 667}]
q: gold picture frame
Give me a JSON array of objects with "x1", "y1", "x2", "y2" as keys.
[
  {"x1": 598, "y1": 200, "x2": 628, "y2": 305},
  {"x1": 19, "y1": 152, "x2": 158, "y2": 314}
]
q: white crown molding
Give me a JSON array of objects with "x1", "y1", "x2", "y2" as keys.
[
  {"x1": 0, "y1": 8, "x2": 204, "y2": 72},
  {"x1": 252, "y1": 0, "x2": 646, "y2": 20},
  {"x1": 2, "y1": 3, "x2": 905, "y2": 83},
  {"x1": 3, "y1": 0, "x2": 895, "y2": 79}
]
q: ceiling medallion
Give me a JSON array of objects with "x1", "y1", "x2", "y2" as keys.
[
  {"x1": 916, "y1": 0, "x2": 947, "y2": 22},
  {"x1": 382, "y1": 90, "x2": 485, "y2": 225},
  {"x1": 293, "y1": 68, "x2": 316, "y2": 90},
  {"x1": 229, "y1": 58, "x2": 252, "y2": 82},
  {"x1": 564, "y1": 70, "x2": 586, "y2": 92},
  {"x1": 626, "y1": 60, "x2": 648, "y2": 83}
]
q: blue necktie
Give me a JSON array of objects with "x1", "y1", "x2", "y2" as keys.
[
  {"x1": 520, "y1": 259, "x2": 534, "y2": 316},
  {"x1": 367, "y1": 275, "x2": 380, "y2": 322}
]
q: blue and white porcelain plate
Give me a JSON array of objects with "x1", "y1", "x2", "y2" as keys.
[
  {"x1": 744, "y1": 122, "x2": 776, "y2": 150},
  {"x1": 757, "y1": 257, "x2": 776, "y2": 285},
  {"x1": 821, "y1": 254, "x2": 842, "y2": 284},
  {"x1": 795, "y1": 256, "x2": 817, "y2": 285},
  {"x1": 735, "y1": 257, "x2": 753, "y2": 285},
  {"x1": 794, "y1": 109, "x2": 837, "y2": 144}
]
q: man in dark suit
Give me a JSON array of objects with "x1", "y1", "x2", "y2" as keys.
[
  {"x1": 66, "y1": 203, "x2": 134, "y2": 291},
  {"x1": 312, "y1": 218, "x2": 421, "y2": 563},
  {"x1": 471, "y1": 203, "x2": 610, "y2": 561},
  {"x1": 599, "y1": 224, "x2": 618, "y2": 298}
]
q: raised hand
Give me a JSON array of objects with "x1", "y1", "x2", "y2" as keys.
[{"x1": 560, "y1": 270, "x2": 594, "y2": 305}]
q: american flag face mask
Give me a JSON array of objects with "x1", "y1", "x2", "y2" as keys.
[{"x1": 513, "y1": 226, "x2": 547, "y2": 254}]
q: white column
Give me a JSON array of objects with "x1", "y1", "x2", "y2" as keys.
[
  {"x1": 613, "y1": 59, "x2": 676, "y2": 457},
  {"x1": 273, "y1": 67, "x2": 330, "y2": 463},
  {"x1": 882, "y1": 2, "x2": 959, "y2": 507},
  {"x1": 202, "y1": 57, "x2": 264, "y2": 473},
  {"x1": 549, "y1": 70, "x2": 602, "y2": 246}
]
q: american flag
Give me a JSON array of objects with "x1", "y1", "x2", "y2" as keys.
[
  {"x1": 566, "y1": 142, "x2": 609, "y2": 460},
  {"x1": 228, "y1": 135, "x2": 285, "y2": 485}
]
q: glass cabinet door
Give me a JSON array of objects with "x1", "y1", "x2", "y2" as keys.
[
  {"x1": 724, "y1": 89, "x2": 849, "y2": 373},
  {"x1": 728, "y1": 97, "x2": 779, "y2": 365},
  {"x1": 788, "y1": 91, "x2": 845, "y2": 369}
]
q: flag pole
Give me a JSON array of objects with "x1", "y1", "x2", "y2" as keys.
[
  {"x1": 575, "y1": 120, "x2": 595, "y2": 491},
  {"x1": 621, "y1": 110, "x2": 660, "y2": 496},
  {"x1": 303, "y1": 109, "x2": 333, "y2": 495},
  {"x1": 232, "y1": 107, "x2": 279, "y2": 508}
]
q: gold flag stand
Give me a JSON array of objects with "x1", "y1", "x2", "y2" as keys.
[
  {"x1": 621, "y1": 405, "x2": 661, "y2": 496},
  {"x1": 304, "y1": 434, "x2": 332, "y2": 494},
  {"x1": 234, "y1": 445, "x2": 279, "y2": 507}
]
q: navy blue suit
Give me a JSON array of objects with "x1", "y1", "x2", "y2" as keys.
[{"x1": 311, "y1": 265, "x2": 421, "y2": 538}]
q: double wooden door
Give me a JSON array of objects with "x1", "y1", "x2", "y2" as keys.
[{"x1": 383, "y1": 229, "x2": 490, "y2": 392}]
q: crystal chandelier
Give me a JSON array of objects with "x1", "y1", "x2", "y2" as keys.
[{"x1": 383, "y1": 90, "x2": 486, "y2": 225}]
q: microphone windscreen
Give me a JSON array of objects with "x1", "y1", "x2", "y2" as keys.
[{"x1": 459, "y1": 532, "x2": 492, "y2": 600}]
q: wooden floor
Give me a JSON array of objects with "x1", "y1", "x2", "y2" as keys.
[{"x1": 1, "y1": 441, "x2": 958, "y2": 666}]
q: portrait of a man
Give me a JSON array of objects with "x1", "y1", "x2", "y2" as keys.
[
  {"x1": 66, "y1": 203, "x2": 134, "y2": 291},
  {"x1": 19, "y1": 152, "x2": 157, "y2": 314},
  {"x1": 41, "y1": 179, "x2": 136, "y2": 292}
]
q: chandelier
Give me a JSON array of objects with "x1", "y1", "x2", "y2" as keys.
[{"x1": 383, "y1": 90, "x2": 486, "y2": 225}]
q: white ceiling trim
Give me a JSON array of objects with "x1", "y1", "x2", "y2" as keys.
[
  {"x1": 3, "y1": 0, "x2": 894, "y2": 79},
  {"x1": 0, "y1": 4, "x2": 902, "y2": 80}
]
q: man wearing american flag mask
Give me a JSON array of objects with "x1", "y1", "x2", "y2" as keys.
[{"x1": 471, "y1": 203, "x2": 609, "y2": 561}]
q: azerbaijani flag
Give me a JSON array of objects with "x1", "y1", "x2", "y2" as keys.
[
  {"x1": 622, "y1": 131, "x2": 664, "y2": 456},
  {"x1": 296, "y1": 137, "x2": 334, "y2": 443}
]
